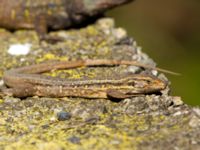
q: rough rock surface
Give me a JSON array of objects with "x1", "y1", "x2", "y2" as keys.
[{"x1": 0, "y1": 18, "x2": 200, "y2": 150}]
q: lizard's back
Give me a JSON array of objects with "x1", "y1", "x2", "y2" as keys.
[
  {"x1": 0, "y1": 0, "x2": 70, "y2": 30},
  {"x1": 0, "y1": 0, "x2": 133, "y2": 31}
]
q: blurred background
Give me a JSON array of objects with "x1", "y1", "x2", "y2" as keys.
[{"x1": 107, "y1": 0, "x2": 200, "y2": 106}]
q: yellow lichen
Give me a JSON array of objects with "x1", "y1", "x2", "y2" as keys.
[
  {"x1": 36, "y1": 53, "x2": 68, "y2": 63},
  {"x1": 24, "y1": 9, "x2": 30, "y2": 19},
  {"x1": 0, "y1": 99, "x2": 4, "y2": 104},
  {"x1": 86, "y1": 26, "x2": 99, "y2": 36},
  {"x1": 0, "y1": 71, "x2": 3, "y2": 77}
]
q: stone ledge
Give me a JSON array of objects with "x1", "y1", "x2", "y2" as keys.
[{"x1": 0, "y1": 18, "x2": 199, "y2": 150}]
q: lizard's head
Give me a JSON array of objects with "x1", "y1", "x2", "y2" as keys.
[
  {"x1": 81, "y1": 0, "x2": 134, "y2": 15},
  {"x1": 67, "y1": 0, "x2": 134, "y2": 24}
]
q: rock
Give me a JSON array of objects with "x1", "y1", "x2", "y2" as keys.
[
  {"x1": 0, "y1": 18, "x2": 199, "y2": 150},
  {"x1": 172, "y1": 96, "x2": 184, "y2": 106},
  {"x1": 67, "y1": 136, "x2": 81, "y2": 144},
  {"x1": 57, "y1": 111, "x2": 72, "y2": 121}
]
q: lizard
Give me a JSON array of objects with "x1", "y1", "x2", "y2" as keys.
[
  {"x1": 0, "y1": 0, "x2": 133, "y2": 38},
  {"x1": 0, "y1": 59, "x2": 177, "y2": 99},
  {"x1": 0, "y1": 1, "x2": 177, "y2": 99}
]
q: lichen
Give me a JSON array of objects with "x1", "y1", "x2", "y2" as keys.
[{"x1": 0, "y1": 18, "x2": 199, "y2": 150}]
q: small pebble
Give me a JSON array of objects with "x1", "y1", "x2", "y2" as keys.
[
  {"x1": 189, "y1": 116, "x2": 200, "y2": 128},
  {"x1": 57, "y1": 111, "x2": 71, "y2": 121},
  {"x1": 97, "y1": 18, "x2": 115, "y2": 29},
  {"x1": 128, "y1": 66, "x2": 140, "y2": 74},
  {"x1": 172, "y1": 96, "x2": 183, "y2": 106},
  {"x1": 68, "y1": 136, "x2": 80, "y2": 144},
  {"x1": 0, "y1": 80, "x2": 4, "y2": 86},
  {"x1": 85, "y1": 116, "x2": 99, "y2": 124},
  {"x1": 8, "y1": 43, "x2": 31, "y2": 55},
  {"x1": 151, "y1": 70, "x2": 158, "y2": 76},
  {"x1": 192, "y1": 108, "x2": 200, "y2": 117},
  {"x1": 41, "y1": 124, "x2": 50, "y2": 129},
  {"x1": 112, "y1": 27, "x2": 127, "y2": 40},
  {"x1": 173, "y1": 111, "x2": 182, "y2": 116}
]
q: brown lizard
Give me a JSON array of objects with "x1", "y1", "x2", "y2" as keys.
[
  {"x1": 0, "y1": 59, "x2": 176, "y2": 99},
  {"x1": 0, "y1": 0, "x2": 133, "y2": 38}
]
